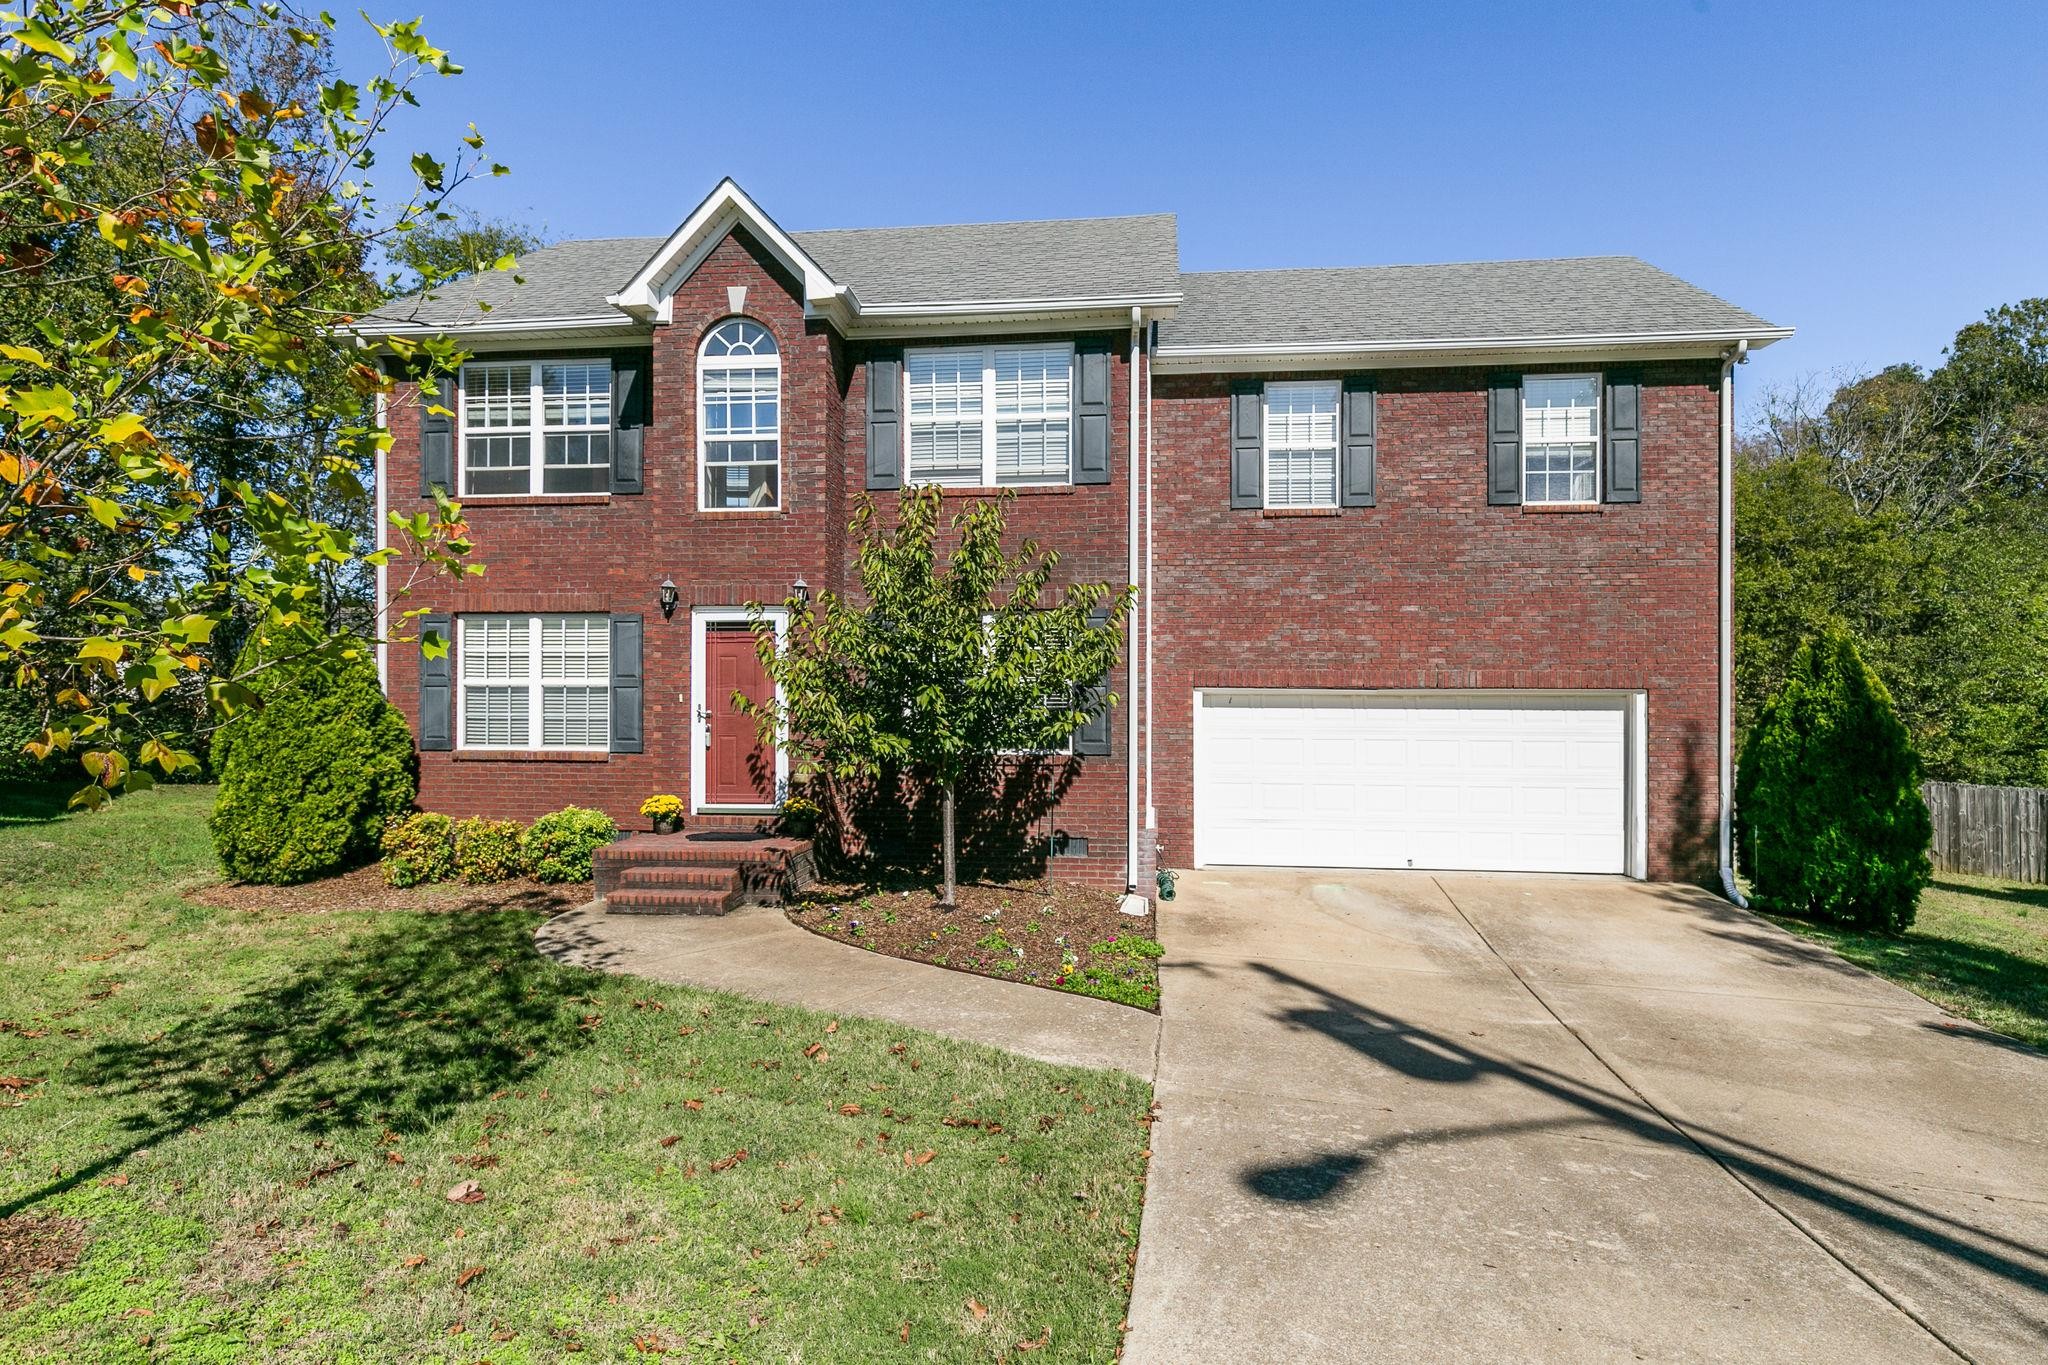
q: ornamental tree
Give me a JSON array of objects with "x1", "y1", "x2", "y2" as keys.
[
  {"x1": 0, "y1": 2, "x2": 500, "y2": 805},
  {"x1": 1735, "y1": 630, "x2": 1933, "y2": 933},
  {"x1": 745, "y1": 487, "x2": 1135, "y2": 908}
]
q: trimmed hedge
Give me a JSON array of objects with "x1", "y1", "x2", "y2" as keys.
[
  {"x1": 209, "y1": 632, "x2": 416, "y2": 884},
  {"x1": 454, "y1": 817, "x2": 525, "y2": 884},
  {"x1": 381, "y1": 811, "x2": 455, "y2": 887},
  {"x1": 1736, "y1": 631, "x2": 1933, "y2": 933},
  {"x1": 520, "y1": 806, "x2": 617, "y2": 884}
]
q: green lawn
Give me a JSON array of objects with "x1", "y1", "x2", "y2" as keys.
[
  {"x1": 1765, "y1": 874, "x2": 2048, "y2": 1050},
  {"x1": 0, "y1": 784, "x2": 1151, "y2": 1361}
]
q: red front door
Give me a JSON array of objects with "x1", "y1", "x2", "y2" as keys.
[{"x1": 704, "y1": 625, "x2": 775, "y2": 807}]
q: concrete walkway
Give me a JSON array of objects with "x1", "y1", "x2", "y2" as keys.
[
  {"x1": 1124, "y1": 870, "x2": 2048, "y2": 1365},
  {"x1": 535, "y1": 902, "x2": 1160, "y2": 1077}
]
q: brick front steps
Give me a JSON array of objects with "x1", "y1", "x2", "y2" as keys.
[{"x1": 594, "y1": 829, "x2": 815, "y2": 916}]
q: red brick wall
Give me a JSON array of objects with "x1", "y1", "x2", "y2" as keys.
[
  {"x1": 1147, "y1": 360, "x2": 1724, "y2": 882},
  {"x1": 382, "y1": 227, "x2": 1148, "y2": 888}
]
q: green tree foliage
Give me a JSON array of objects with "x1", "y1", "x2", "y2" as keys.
[
  {"x1": 1738, "y1": 299, "x2": 2048, "y2": 786},
  {"x1": 386, "y1": 209, "x2": 546, "y2": 296},
  {"x1": 745, "y1": 488, "x2": 1136, "y2": 907},
  {"x1": 0, "y1": 2, "x2": 495, "y2": 807},
  {"x1": 209, "y1": 630, "x2": 416, "y2": 883},
  {"x1": 520, "y1": 806, "x2": 616, "y2": 884},
  {"x1": 1735, "y1": 632, "x2": 1932, "y2": 933}
]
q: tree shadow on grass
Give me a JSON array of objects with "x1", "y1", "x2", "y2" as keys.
[
  {"x1": 0, "y1": 782, "x2": 79, "y2": 827},
  {"x1": 3, "y1": 910, "x2": 597, "y2": 1218},
  {"x1": 1935, "y1": 877, "x2": 2048, "y2": 913}
]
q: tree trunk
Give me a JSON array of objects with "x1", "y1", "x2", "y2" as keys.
[{"x1": 939, "y1": 780, "x2": 958, "y2": 910}]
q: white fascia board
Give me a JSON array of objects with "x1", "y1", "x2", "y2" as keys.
[
  {"x1": 1153, "y1": 326, "x2": 1795, "y2": 374},
  {"x1": 610, "y1": 177, "x2": 845, "y2": 320},
  {"x1": 824, "y1": 294, "x2": 1183, "y2": 340},
  {"x1": 850, "y1": 292, "x2": 1182, "y2": 319},
  {"x1": 350, "y1": 314, "x2": 646, "y2": 343}
]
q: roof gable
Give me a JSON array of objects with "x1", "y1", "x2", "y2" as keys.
[{"x1": 610, "y1": 178, "x2": 846, "y2": 323}]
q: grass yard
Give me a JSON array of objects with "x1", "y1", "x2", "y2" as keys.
[
  {"x1": 0, "y1": 784, "x2": 1152, "y2": 1362},
  {"x1": 1765, "y1": 874, "x2": 2048, "y2": 1050}
]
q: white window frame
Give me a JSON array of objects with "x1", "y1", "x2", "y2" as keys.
[
  {"x1": 455, "y1": 613, "x2": 610, "y2": 753},
  {"x1": 457, "y1": 359, "x2": 614, "y2": 498},
  {"x1": 1521, "y1": 372, "x2": 1602, "y2": 506},
  {"x1": 697, "y1": 318, "x2": 782, "y2": 512},
  {"x1": 1261, "y1": 379, "x2": 1341, "y2": 509},
  {"x1": 905, "y1": 342, "x2": 1075, "y2": 488}
]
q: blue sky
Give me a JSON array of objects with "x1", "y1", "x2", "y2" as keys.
[{"x1": 343, "y1": 0, "x2": 2047, "y2": 414}]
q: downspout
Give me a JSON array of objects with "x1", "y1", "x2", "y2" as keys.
[
  {"x1": 1144, "y1": 320, "x2": 1157, "y2": 835},
  {"x1": 1127, "y1": 306, "x2": 1143, "y2": 894},
  {"x1": 1719, "y1": 339, "x2": 1749, "y2": 907},
  {"x1": 374, "y1": 386, "x2": 389, "y2": 696}
]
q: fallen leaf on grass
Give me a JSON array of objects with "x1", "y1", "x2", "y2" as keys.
[
  {"x1": 445, "y1": 1180, "x2": 485, "y2": 1204},
  {"x1": 455, "y1": 1265, "x2": 484, "y2": 1289},
  {"x1": 657, "y1": 1135, "x2": 681, "y2": 1148},
  {"x1": 825, "y1": 1020, "x2": 839, "y2": 1034},
  {"x1": 632, "y1": 1333, "x2": 667, "y2": 1354},
  {"x1": 102, "y1": 1174, "x2": 128, "y2": 1187},
  {"x1": 401, "y1": 1254, "x2": 426, "y2": 1269},
  {"x1": 385, "y1": 1151, "x2": 405, "y2": 1165},
  {"x1": 898, "y1": 1321, "x2": 908, "y2": 1343},
  {"x1": 122, "y1": 1308, "x2": 154, "y2": 1319},
  {"x1": 446, "y1": 1321, "x2": 465, "y2": 1336},
  {"x1": 837, "y1": 1103, "x2": 862, "y2": 1117},
  {"x1": 803, "y1": 1043, "x2": 827, "y2": 1060},
  {"x1": 298, "y1": 1159, "x2": 355, "y2": 1187},
  {"x1": 903, "y1": 1149, "x2": 935, "y2": 1167},
  {"x1": 1018, "y1": 1328, "x2": 1051, "y2": 1351},
  {"x1": 632, "y1": 998, "x2": 665, "y2": 1012},
  {"x1": 966, "y1": 1298, "x2": 988, "y2": 1321},
  {"x1": 683, "y1": 1099, "x2": 703, "y2": 1111},
  {"x1": 709, "y1": 1149, "x2": 748, "y2": 1173},
  {"x1": 779, "y1": 1198, "x2": 805, "y2": 1214},
  {"x1": 908, "y1": 1210, "x2": 929, "y2": 1222}
]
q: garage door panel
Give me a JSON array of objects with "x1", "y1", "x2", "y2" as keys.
[{"x1": 1197, "y1": 691, "x2": 1627, "y2": 874}]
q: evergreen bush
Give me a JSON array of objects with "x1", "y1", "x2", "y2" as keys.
[
  {"x1": 1736, "y1": 631, "x2": 1933, "y2": 933},
  {"x1": 453, "y1": 817, "x2": 525, "y2": 884},
  {"x1": 209, "y1": 632, "x2": 416, "y2": 883},
  {"x1": 520, "y1": 806, "x2": 617, "y2": 883},
  {"x1": 380, "y1": 811, "x2": 455, "y2": 887}
]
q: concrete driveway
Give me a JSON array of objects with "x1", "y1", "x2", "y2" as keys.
[{"x1": 1125, "y1": 871, "x2": 2048, "y2": 1364}]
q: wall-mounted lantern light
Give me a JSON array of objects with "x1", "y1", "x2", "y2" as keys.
[
  {"x1": 792, "y1": 576, "x2": 810, "y2": 606},
  {"x1": 658, "y1": 577, "x2": 679, "y2": 620}
]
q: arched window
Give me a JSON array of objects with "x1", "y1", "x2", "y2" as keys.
[{"x1": 699, "y1": 319, "x2": 780, "y2": 509}]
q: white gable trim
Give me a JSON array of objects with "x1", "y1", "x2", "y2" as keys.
[{"x1": 608, "y1": 178, "x2": 850, "y2": 323}]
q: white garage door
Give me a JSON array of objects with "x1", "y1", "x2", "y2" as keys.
[{"x1": 1195, "y1": 691, "x2": 1630, "y2": 874}]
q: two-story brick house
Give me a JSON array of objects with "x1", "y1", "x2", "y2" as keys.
[{"x1": 358, "y1": 178, "x2": 1788, "y2": 895}]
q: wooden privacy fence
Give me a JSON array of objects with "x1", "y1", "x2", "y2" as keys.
[{"x1": 1923, "y1": 781, "x2": 2048, "y2": 882}]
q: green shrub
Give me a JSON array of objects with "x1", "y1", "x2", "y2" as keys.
[
  {"x1": 380, "y1": 811, "x2": 455, "y2": 887},
  {"x1": 1736, "y1": 631, "x2": 1933, "y2": 933},
  {"x1": 520, "y1": 805, "x2": 617, "y2": 884},
  {"x1": 209, "y1": 631, "x2": 417, "y2": 883},
  {"x1": 453, "y1": 817, "x2": 525, "y2": 884}
]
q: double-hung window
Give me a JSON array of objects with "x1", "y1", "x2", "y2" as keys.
[
  {"x1": 460, "y1": 360, "x2": 613, "y2": 495},
  {"x1": 1262, "y1": 380, "x2": 1340, "y2": 508},
  {"x1": 1522, "y1": 375, "x2": 1600, "y2": 504},
  {"x1": 458, "y1": 614, "x2": 610, "y2": 751},
  {"x1": 907, "y1": 343, "x2": 1073, "y2": 486},
  {"x1": 699, "y1": 319, "x2": 781, "y2": 509}
]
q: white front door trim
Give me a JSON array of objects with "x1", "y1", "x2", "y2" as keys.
[
  {"x1": 1191, "y1": 687, "x2": 1650, "y2": 878},
  {"x1": 690, "y1": 606, "x2": 788, "y2": 814}
]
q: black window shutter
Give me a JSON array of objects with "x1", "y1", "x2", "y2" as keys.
[
  {"x1": 1486, "y1": 373, "x2": 1522, "y2": 506},
  {"x1": 610, "y1": 351, "x2": 648, "y2": 495},
  {"x1": 609, "y1": 613, "x2": 643, "y2": 754},
  {"x1": 419, "y1": 391, "x2": 453, "y2": 499},
  {"x1": 1073, "y1": 339, "x2": 1112, "y2": 484},
  {"x1": 1340, "y1": 378, "x2": 1377, "y2": 507},
  {"x1": 1074, "y1": 606, "x2": 1115, "y2": 757},
  {"x1": 418, "y1": 613, "x2": 452, "y2": 750},
  {"x1": 1604, "y1": 371, "x2": 1642, "y2": 504},
  {"x1": 1229, "y1": 381, "x2": 1264, "y2": 508},
  {"x1": 865, "y1": 351, "x2": 903, "y2": 490}
]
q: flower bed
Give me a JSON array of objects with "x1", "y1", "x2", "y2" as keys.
[{"x1": 787, "y1": 878, "x2": 1162, "y2": 1012}]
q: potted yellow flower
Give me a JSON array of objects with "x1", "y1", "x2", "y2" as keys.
[
  {"x1": 640, "y1": 793, "x2": 684, "y2": 835},
  {"x1": 779, "y1": 793, "x2": 822, "y2": 838}
]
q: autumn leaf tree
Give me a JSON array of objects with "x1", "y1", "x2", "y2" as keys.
[
  {"x1": 744, "y1": 487, "x2": 1135, "y2": 908},
  {"x1": 0, "y1": 1, "x2": 503, "y2": 804}
]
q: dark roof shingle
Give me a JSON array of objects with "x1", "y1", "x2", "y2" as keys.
[{"x1": 1157, "y1": 256, "x2": 1781, "y2": 350}]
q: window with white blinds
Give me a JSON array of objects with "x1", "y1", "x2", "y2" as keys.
[
  {"x1": 699, "y1": 319, "x2": 781, "y2": 509},
  {"x1": 460, "y1": 360, "x2": 612, "y2": 496},
  {"x1": 1522, "y1": 374, "x2": 1600, "y2": 504},
  {"x1": 1262, "y1": 380, "x2": 1340, "y2": 508},
  {"x1": 907, "y1": 343, "x2": 1073, "y2": 486},
  {"x1": 458, "y1": 614, "x2": 609, "y2": 751}
]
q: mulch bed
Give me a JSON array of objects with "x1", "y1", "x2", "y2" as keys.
[
  {"x1": 787, "y1": 877, "x2": 1162, "y2": 1012},
  {"x1": 0, "y1": 1214, "x2": 87, "y2": 1308},
  {"x1": 184, "y1": 864, "x2": 591, "y2": 915}
]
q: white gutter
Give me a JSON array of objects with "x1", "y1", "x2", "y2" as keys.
[
  {"x1": 1156, "y1": 325, "x2": 1794, "y2": 363},
  {"x1": 1127, "y1": 306, "x2": 1143, "y2": 894},
  {"x1": 1720, "y1": 339, "x2": 1749, "y2": 908},
  {"x1": 352, "y1": 313, "x2": 643, "y2": 341}
]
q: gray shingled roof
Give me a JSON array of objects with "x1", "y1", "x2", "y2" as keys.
[
  {"x1": 1157, "y1": 256, "x2": 1781, "y2": 350},
  {"x1": 367, "y1": 213, "x2": 1182, "y2": 329},
  {"x1": 795, "y1": 213, "x2": 1180, "y2": 306}
]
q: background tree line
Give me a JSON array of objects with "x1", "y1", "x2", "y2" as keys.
[{"x1": 1736, "y1": 299, "x2": 2048, "y2": 786}]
